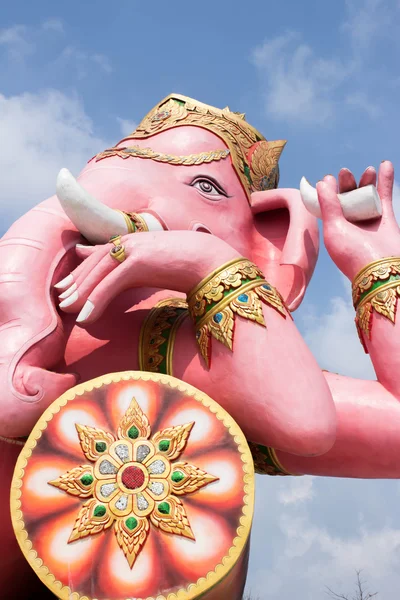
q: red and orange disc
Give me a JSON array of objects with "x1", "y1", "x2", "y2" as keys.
[{"x1": 11, "y1": 372, "x2": 254, "y2": 600}]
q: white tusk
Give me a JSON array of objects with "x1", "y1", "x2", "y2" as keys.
[
  {"x1": 56, "y1": 168, "x2": 129, "y2": 244},
  {"x1": 300, "y1": 177, "x2": 382, "y2": 222},
  {"x1": 139, "y1": 213, "x2": 164, "y2": 231},
  {"x1": 299, "y1": 177, "x2": 321, "y2": 218}
]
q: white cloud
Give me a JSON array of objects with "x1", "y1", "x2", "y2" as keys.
[
  {"x1": 42, "y1": 18, "x2": 64, "y2": 33},
  {"x1": 117, "y1": 117, "x2": 137, "y2": 137},
  {"x1": 252, "y1": 1, "x2": 400, "y2": 125},
  {"x1": 346, "y1": 91, "x2": 382, "y2": 118},
  {"x1": 0, "y1": 90, "x2": 110, "y2": 227},
  {"x1": 342, "y1": 0, "x2": 394, "y2": 52},
  {"x1": 92, "y1": 53, "x2": 112, "y2": 74},
  {"x1": 0, "y1": 25, "x2": 34, "y2": 60},
  {"x1": 59, "y1": 46, "x2": 113, "y2": 79},
  {"x1": 278, "y1": 476, "x2": 315, "y2": 505},
  {"x1": 301, "y1": 276, "x2": 375, "y2": 380},
  {"x1": 252, "y1": 32, "x2": 352, "y2": 124}
]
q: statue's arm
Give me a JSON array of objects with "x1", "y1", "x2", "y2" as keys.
[
  {"x1": 318, "y1": 162, "x2": 400, "y2": 399},
  {"x1": 59, "y1": 231, "x2": 337, "y2": 458},
  {"x1": 274, "y1": 371, "x2": 400, "y2": 478}
]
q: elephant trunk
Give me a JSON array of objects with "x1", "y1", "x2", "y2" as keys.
[{"x1": 0, "y1": 196, "x2": 82, "y2": 437}]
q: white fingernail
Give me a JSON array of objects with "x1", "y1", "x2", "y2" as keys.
[
  {"x1": 59, "y1": 283, "x2": 77, "y2": 299},
  {"x1": 54, "y1": 274, "x2": 73, "y2": 289},
  {"x1": 76, "y1": 244, "x2": 91, "y2": 249},
  {"x1": 77, "y1": 300, "x2": 94, "y2": 323},
  {"x1": 59, "y1": 291, "x2": 78, "y2": 308}
]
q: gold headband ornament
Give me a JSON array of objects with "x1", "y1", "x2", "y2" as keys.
[{"x1": 93, "y1": 94, "x2": 287, "y2": 203}]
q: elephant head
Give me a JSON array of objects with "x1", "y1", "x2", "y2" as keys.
[{"x1": 0, "y1": 93, "x2": 319, "y2": 437}]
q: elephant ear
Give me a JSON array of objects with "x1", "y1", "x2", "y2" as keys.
[{"x1": 250, "y1": 188, "x2": 319, "y2": 311}]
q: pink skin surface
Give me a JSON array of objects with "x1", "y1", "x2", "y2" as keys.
[{"x1": 0, "y1": 122, "x2": 398, "y2": 476}]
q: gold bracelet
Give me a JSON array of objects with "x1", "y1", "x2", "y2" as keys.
[
  {"x1": 126, "y1": 212, "x2": 149, "y2": 232},
  {"x1": 139, "y1": 296, "x2": 294, "y2": 477},
  {"x1": 116, "y1": 210, "x2": 135, "y2": 234},
  {"x1": 352, "y1": 257, "x2": 400, "y2": 343},
  {"x1": 247, "y1": 442, "x2": 298, "y2": 476},
  {"x1": 139, "y1": 298, "x2": 188, "y2": 375},
  {"x1": 187, "y1": 258, "x2": 288, "y2": 366}
]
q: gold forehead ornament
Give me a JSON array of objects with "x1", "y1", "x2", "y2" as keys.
[{"x1": 93, "y1": 93, "x2": 287, "y2": 203}]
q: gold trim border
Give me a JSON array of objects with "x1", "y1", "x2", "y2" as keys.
[
  {"x1": 10, "y1": 371, "x2": 254, "y2": 600},
  {"x1": 166, "y1": 311, "x2": 189, "y2": 376},
  {"x1": 187, "y1": 257, "x2": 246, "y2": 303}
]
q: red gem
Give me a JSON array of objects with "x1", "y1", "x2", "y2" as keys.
[{"x1": 121, "y1": 466, "x2": 145, "y2": 490}]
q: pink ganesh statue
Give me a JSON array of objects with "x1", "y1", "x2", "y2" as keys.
[{"x1": 1, "y1": 93, "x2": 400, "y2": 600}]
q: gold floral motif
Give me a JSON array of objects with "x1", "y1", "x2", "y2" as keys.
[
  {"x1": 117, "y1": 396, "x2": 151, "y2": 440},
  {"x1": 169, "y1": 462, "x2": 219, "y2": 495},
  {"x1": 152, "y1": 422, "x2": 194, "y2": 461},
  {"x1": 248, "y1": 443, "x2": 296, "y2": 476},
  {"x1": 249, "y1": 140, "x2": 286, "y2": 191},
  {"x1": 113, "y1": 93, "x2": 286, "y2": 201},
  {"x1": 11, "y1": 371, "x2": 254, "y2": 600},
  {"x1": 75, "y1": 424, "x2": 115, "y2": 462},
  {"x1": 187, "y1": 258, "x2": 287, "y2": 365},
  {"x1": 125, "y1": 212, "x2": 149, "y2": 233},
  {"x1": 48, "y1": 396, "x2": 218, "y2": 569},
  {"x1": 352, "y1": 257, "x2": 400, "y2": 307},
  {"x1": 95, "y1": 145, "x2": 230, "y2": 166},
  {"x1": 68, "y1": 498, "x2": 115, "y2": 542},
  {"x1": 139, "y1": 298, "x2": 189, "y2": 374},
  {"x1": 149, "y1": 495, "x2": 194, "y2": 539},
  {"x1": 114, "y1": 517, "x2": 149, "y2": 568},
  {"x1": 49, "y1": 465, "x2": 94, "y2": 498},
  {"x1": 356, "y1": 280, "x2": 400, "y2": 340},
  {"x1": 187, "y1": 258, "x2": 264, "y2": 320}
]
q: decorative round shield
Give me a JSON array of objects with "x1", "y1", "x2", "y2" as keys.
[{"x1": 11, "y1": 372, "x2": 254, "y2": 600}]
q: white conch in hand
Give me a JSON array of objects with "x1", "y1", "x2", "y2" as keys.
[{"x1": 300, "y1": 177, "x2": 382, "y2": 222}]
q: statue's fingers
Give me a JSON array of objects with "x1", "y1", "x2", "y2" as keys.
[
  {"x1": 377, "y1": 161, "x2": 395, "y2": 217},
  {"x1": 317, "y1": 179, "x2": 344, "y2": 223},
  {"x1": 338, "y1": 168, "x2": 357, "y2": 193},
  {"x1": 359, "y1": 166, "x2": 377, "y2": 188},
  {"x1": 60, "y1": 252, "x2": 118, "y2": 315},
  {"x1": 76, "y1": 265, "x2": 128, "y2": 325}
]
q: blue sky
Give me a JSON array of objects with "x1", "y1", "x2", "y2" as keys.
[{"x1": 1, "y1": 1, "x2": 400, "y2": 597}]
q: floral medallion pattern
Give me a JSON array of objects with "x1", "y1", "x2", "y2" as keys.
[
  {"x1": 12, "y1": 373, "x2": 253, "y2": 600},
  {"x1": 49, "y1": 396, "x2": 218, "y2": 568}
]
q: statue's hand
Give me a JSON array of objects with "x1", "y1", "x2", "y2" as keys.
[
  {"x1": 318, "y1": 161, "x2": 400, "y2": 280},
  {"x1": 55, "y1": 230, "x2": 240, "y2": 323}
]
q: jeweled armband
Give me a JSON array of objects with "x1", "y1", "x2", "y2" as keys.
[
  {"x1": 116, "y1": 211, "x2": 149, "y2": 233},
  {"x1": 187, "y1": 258, "x2": 289, "y2": 366},
  {"x1": 352, "y1": 257, "x2": 400, "y2": 347}
]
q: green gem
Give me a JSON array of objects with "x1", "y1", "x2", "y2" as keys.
[
  {"x1": 171, "y1": 470, "x2": 185, "y2": 483},
  {"x1": 158, "y1": 439, "x2": 170, "y2": 452},
  {"x1": 125, "y1": 517, "x2": 138, "y2": 531},
  {"x1": 158, "y1": 502, "x2": 170, "y2": 515},
  {"x1": 94, "y1": 505, "x2": 106, "y2": 517},
  {"x1": 80, "y1": 474, "x2": 94, "y2": 486},
  {"x1": 128, "y1": 426, "x2": 139, "y2": 439},
  {"x1": 95, "y1": 441, "x2": 107, "y2": 453},
  {"x1": 244, "y1": 164, "x2": 252, "y2": 185}
]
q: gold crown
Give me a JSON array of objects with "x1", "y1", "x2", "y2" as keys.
[{"x1": 119, "y1": 93, "x2": 287, "y2": 202}]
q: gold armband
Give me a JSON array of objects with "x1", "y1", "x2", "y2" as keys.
[
  {"x1": 187, "y1": 258, "x2": 288, "y2": 366},
  {"x1": 247, "y1": 442, "x2": 297, "y2": 476},
  {"x1": 116, "y1": 211, "x2": 149, "y2": 233},
  {"x1": 352, "y1": 257, "x2": 400, "y2": 345},
  {"x1": 138, "y1": 298, "x2": 188, "y2": 375},
  {"x1": 138, "y1": 296, "x2": 295, "y2": 477}
]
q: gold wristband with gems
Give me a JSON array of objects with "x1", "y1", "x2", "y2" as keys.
[
  {"x1": 352, "y1": 257, "x2": 400, "y2": 343},
  {"x1": 187, "y1": 257, "x2": 288, "y2": 366}
]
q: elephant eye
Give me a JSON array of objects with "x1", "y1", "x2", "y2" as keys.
[{"x1": 190, "y1": 177, "x2": 228, "y2": 199}]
